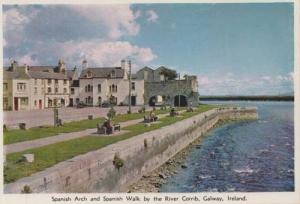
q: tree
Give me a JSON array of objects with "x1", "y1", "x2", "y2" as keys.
[{"x1": 160, "y1": 68, "x2": 177, "y2": 80}]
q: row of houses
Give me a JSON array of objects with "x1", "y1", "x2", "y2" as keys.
[{"x1": 3, "y1": 59, "x2": 199, "y2": 111}]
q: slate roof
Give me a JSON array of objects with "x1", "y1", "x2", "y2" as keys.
[
  {"x1": 66, "y1": 70, "x2": 76, "y2": 79},
  {"x1": 28, "y1": 66, "x2": 55, "y2": 72},
  {"x1": 4, "y1": 65, "x2": 69, "y2": 80},
  {"x1": 80, "y1": 67, "x2": 125, "y2": 79},
  {"x1": 3, "y1": 70, "x2": 30, "y2": 80},
  {"x1": 27, "y1": 70, "x2": 68, "y2": 80}
]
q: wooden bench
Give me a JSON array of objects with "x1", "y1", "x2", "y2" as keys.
[
  {"x1": 97, "y1": 122, "x2": 120, "y2": 135},
  {"x1": 113, "y1": 124, "x2": 121, "y2": 131},
  {"x1": 144, "y1": 115, "x2": 158, "y2": 123}
]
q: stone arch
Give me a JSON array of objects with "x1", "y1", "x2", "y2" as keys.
[
  {"x1": 174, "y1": 95, "x2": 187, "y2": 107},
  {"x1": 149, "y1": 95, "x2": 164, "y2": 106}
]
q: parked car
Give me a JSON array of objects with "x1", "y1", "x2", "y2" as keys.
[
  {"x1": 76, "y1": 102, "x2": 86, "y2": 108},
  {"x1": 101, "y1": 101, "x2": 110, "y2": 108}
]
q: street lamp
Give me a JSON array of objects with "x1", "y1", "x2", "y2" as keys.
[{"x1": 128, "y1": 59, "x2": 132, "y2": 114}]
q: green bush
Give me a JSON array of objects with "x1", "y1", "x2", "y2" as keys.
[
  {"x1": 107, "y1": 107, "x2": 116, "y2": 119},
  {"x1": 113, "y1": 153, "x2": 124, "y2": 171},
  {"x1": 21, "y1": 185, "x2": 32, "y2": 194}
]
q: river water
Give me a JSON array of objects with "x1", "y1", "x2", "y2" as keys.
[{"x1": 160, "y1": 101, "x2": 294, "y2": 192}]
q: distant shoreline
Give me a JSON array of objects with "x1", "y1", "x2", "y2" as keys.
[{"x1": 200, "y1": 96, "x2": 294, "y2": 101}]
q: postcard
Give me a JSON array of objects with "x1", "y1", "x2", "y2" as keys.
[{"x1": 1, "y1": 0, "x2": 299, "y2": 204}]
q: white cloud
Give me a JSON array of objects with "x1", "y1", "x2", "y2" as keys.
[
  {"x1": 3, "y1": 8, "x2": 30, "y2": 47},
  {"x1": 70, "y1": 5, "x2": 140, "y2": 39},
  {"x1": 14, "y1": 40, "x2": 157, "y2": 71},
  {"x1": 146, "y1": 10, "x2": 159, "y2": 22},
  {"x1": 18, "y1": 54, "x2": 40, "y2": 66},
  {"x1": 198, "y1": 72, "x2": 294, "y2": 95}
]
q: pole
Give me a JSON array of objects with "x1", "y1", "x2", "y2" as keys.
[
  {"x1": 128, "y1": 59, "x2": 132, "y2": 114},
  {"x1": 178, "y1": 73, "x2": 180, "y2": 107}
]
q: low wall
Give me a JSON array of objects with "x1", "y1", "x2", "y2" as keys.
[{"x1": 4, "y1": 107, "x2": 258, "y2": 193}]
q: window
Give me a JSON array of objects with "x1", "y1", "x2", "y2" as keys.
[
  {"x1": 48, "y1": 87, "x2": 52, "y2": 93},
  {"x1": 55, "y1": 88, "x2": 58, "y2": 93},
  {"x1": 144, "y1": 71, "x2": 148, "y2": 80},
  {"x1": 3, "y1": 83, "x2": 8, "y2": 91},
  {"x1": 34, "y1": 79, "x2": 38, "y2": 85},
  {"x1": 98, "y1": 84, "x2": 101, "y2": 93},
  {"x1": 86, "y1": 85, "x2": 93, "y2": 92},
  {"x1": 34, "y1": 100, "x2": 37, "y2": 106},
  {"x1": 17, "y1": 83, "x2": 26, "y2": 92},
  {"x1": 64, "y1": 88, "x2": 67, "y2": 94},
  {"x1": 111, "y1": 70, "x2": 116, "y2": 78},
  {"x1": 34, "y1": 87, "x2": 37, "y2": 94},
  {"x1": 71, "y1": 88, "x2": 74, "y2": 94},
  {"x1": 131, "y1": 82, "x2": 135, "y2": 90},
  {"x1": 48, "y1": 79, "x2": 52, "y2": 84},
  {"x1": 48, "y1": 99, "x2": 52, "y2": 107},
  {"x1": 87, "y1": 71, "x2": 92, "y2": 78},
  {"x1": 110, "y1": 84, "x2": 117, "y2": 93},
  {"x1": 55, "y1": 79, "x2": 58, "y2": 84},
  {"x1": 64, "y1": 80, "x2": 67, "y2": 85},
  {"x1": 20, "y1": 98, "x2": 28, "y2": 105}
]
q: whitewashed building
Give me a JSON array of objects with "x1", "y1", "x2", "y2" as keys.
[
  {"x1": 78, "y1": 60, "x2": 144, "y2": 106},
  {"x1": 3, "y1": 60, "x2": 75, "y2": 110}
]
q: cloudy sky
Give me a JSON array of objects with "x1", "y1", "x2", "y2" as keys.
[{"x1": 3, "y1": 3, "x2": 294, "y2": 95}]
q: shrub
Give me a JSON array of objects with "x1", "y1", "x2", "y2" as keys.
[
  {"x1": 107, "y1": 107, "x2": 116, "y2": 119},
  {"x1": 144, "y1": 139, "x2": 148, "y2": 148},
  {"x1": 113, "y1": 153, "x2": 124, "y2": 171},
  {"x1": 21, "y1": 185, "x2": 32, "y2": 194}
]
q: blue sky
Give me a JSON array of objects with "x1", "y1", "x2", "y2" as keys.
[{"x1": 3, "y1": 3, "x2": 294, "y2": 95}]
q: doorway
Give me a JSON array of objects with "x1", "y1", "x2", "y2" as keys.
[
  {"x1": 14, "y1": 97, "x2": 18, "y2": 111},
  {"x1": 131, "y1": 96, "x2": 136, "y2": 106},
  {"x1": 39, "y1": 99, "x2": 42, "y2": 109}
]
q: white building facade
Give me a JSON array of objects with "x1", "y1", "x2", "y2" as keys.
[{"x1": 78, "y1": 64, "x2": 144, "y2": 106}]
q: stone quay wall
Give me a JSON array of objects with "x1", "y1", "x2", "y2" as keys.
[{"x1": 4, "y1": 107, "x2": 258, "y2": 193}]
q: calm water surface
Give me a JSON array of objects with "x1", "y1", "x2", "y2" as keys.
[{"x1": 160, "y1": 101, "x2": 294, "y2": 192}]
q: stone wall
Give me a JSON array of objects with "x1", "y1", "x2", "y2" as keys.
[
  {"x1": 4, "y1": 107, "x2": 258, "y2": 193},
  {"x1": 144, "y1": 79, "x2": 199, "y2": 107}
]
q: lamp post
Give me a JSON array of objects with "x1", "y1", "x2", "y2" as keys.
[
  {"x1": 178, "y1": 73, "x2": 181, "y2": 107},
  {"x1": 128, "y1": 59, "x2": 132, "y2": 114}
]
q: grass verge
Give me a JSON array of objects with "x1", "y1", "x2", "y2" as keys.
[
  {"x1": 4, "y1": 109, "x2": 171, "y2": 145},
  {"x1": 4, "y1": 105, "x2": 215, "y2": 183}
]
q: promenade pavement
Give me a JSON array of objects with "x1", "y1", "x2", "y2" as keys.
[
  {"x1": 4, "y1": 112, "x2": 178, "y2": 154},
  {"x1": 3, "y1": 106, "x2": 142, "y2": 129}
]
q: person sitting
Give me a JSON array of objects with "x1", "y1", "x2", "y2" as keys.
[
  {"x1": 103, "y1": 118, "x2": 113, "y2": 134},
  {"x1": 150, "y1": 111, "x2": 158, "y2": 121},
  {"x1": 170, "y1": 107, "x2": 179, "y2": 117}
]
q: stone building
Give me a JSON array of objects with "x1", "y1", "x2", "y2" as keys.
[
  {"x1": 3, "y1": 60, "x2": 74, "y2": 110},
  {"x1": 136, "y1": 66, "x2": 199, "y2": 107},
  {"x1": 78, "y1": 60, "x2": 144, "y2": 106}
]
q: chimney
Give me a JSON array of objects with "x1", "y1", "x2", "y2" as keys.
[
  {"x1": 58, "y1": 59, "x2": 66, "y2": 73},
  {"x1": 82, "y1": 59, "x2": 88, "y2": 70},
  {"x1": 121, "y1": 59, "x2": 126, "y2": 70},
  {"x1": 11, "y1": 60, "x2": 18, "y2": 72}
]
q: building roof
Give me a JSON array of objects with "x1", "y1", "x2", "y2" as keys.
[
  {"x1": 27, "y1": 70, "x2": 68, "y2": 80},
  {"x1": 66, "y1": 69, "x2": 76, "y2": 79},
  {"x1": 80, "y1": 67, "x2": 125, "y2": 79},
  {"x1": 3, "y1": 70, "x2": 31, "y2": 80},
  {"x1": 28, "y1": 66, "x2": 55, "y2": 72}
]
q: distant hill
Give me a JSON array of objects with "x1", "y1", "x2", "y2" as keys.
[{"x1": 199, "y1": 95, "x2": 294, "y2": 101}]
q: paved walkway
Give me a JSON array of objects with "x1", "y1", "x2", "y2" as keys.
[
  {"x1": 4, "y1": 106, "x2": 145, "y2": 129},
  {"x1": 4, "y1": 112, "x2": 180, "y2": 154}
]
